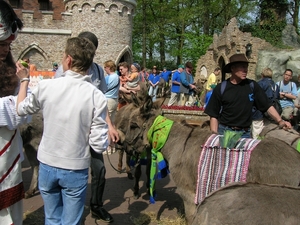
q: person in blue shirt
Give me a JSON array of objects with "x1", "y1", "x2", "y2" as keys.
[
  {"x1": 148, "y1": 66, "x2": 161, "y2": 102},
  {"x1": 160, "y1": 67, "x2": 172, "y2": 83},
  {"x1": 167, "y1": 65, "x2": 184, "y2": 106},
  {"x1": 179, "y1": 62, "x2": 197, "y2": 106},
  {"x1": 252, "y1": 68, "x2": 280, "y2": 138},
  {"x1": 104, "y1": 60, "x2": 120, "y2": 123},
  {"x1": 204, "y1": 84, "x2": 216, "y2": 108},
  {"x1": 276, "y1": 69, "x2": 298, "y2": 121}
]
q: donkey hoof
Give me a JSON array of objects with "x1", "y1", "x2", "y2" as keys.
[
  {"x1": 127, "y1": 173, "x2": 134, "y2": 180},
  {"x1": 133, "y1": 193, "x2": 140, "y2": 200}
]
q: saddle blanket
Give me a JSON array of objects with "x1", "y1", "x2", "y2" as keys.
[{"x1": 195, "y1": 134, "x2": 260, "y2": 204}]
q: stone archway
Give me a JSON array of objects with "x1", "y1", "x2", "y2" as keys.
[
  {"x1": 116, "y1": 45, "x2": 133, "y2": 65},
  {"x1": 218, "y1": 56, "x2": 226, "y2": 81},
  {"x1": 19, "y1": 43, "x2": 50, "y2": 70}
]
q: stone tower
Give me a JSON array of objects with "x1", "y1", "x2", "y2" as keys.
[{"x1": 10, "y1": 0, "x2": 136, "y2": 70}]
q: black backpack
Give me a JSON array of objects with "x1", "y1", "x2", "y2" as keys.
[{"x1": 264, "y1": 82, "x2": 282, "y2": 120}]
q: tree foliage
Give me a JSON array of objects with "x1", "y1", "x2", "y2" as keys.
[{"x1": 132, "y1": 0, "x2": 300, "y2": 70}]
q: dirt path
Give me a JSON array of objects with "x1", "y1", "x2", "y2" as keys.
[{"x1": 22, "y1": 151, "x2": 183, "y2": 225}]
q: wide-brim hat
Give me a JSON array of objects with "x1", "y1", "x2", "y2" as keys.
[{"x1": 223, "y1": 54, "x2": 249, "y2": 73}]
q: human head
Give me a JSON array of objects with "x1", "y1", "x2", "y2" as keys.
[
  {"x1": 223, "y1": 54, "x2": 249, "y2": 73},
  {"x1": 78, "y1": 31, "x2": 98, "y2": 49},
  {"x1": 152, "y1": 66, "x2": 157, "y2": 74},
  {"x1": 0, "y1": 1, "x2": 23, "y2": 64},
  {"x1": 131, "y1": 62, "x2": 141, "y2": 72},
  {"x1": 163, "y1": 67, "x2": 167, "y2": 71},
  {"x1": 0, "y1": 0, "x2": 23, "y2": 42},
  {"x1": 283, "y1": 69, "x2": 293, "y2": 82},
  {"x1": 261, "y1": 68, "x2": 273, "y2": 78},
  {"x1": 62, "y1": 37, "x2": 96, "y2": 73},
  {"x1": 104, "y1": 60, "x2": 116, "y2": 73},
  {"x1": 185, "y1": 62, "x2": 193, "y2": 74},
  {"x1": 118, "y1": 61, "x2": 130, "y2": 75},
  {"x1": 178, "y1": 64, "x2": 184, "y2": 73},
  {"x1": 224, "y1": 54, "x2": 248, "y2": 80},
  {"x1": 214, "y1": 67, "x2": 221, "y2": 75}
]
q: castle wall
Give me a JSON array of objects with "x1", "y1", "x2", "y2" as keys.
[
  {"x1": 10, "y1": 0, "x2": 136, "y2": 70},
  {"x1": 195, "y1": 18, "x2": 274, "y2": 82}
]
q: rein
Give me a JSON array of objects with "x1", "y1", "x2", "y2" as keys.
[{"x1": 103, "y1": 146, "x2": 142, "y2": 174}]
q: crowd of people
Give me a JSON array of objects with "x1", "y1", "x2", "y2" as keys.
[{"x1": 0, "y1": 1, "x2": 298, "y2": 225}]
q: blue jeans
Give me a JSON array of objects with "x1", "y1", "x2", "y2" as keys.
[
  {"x1": 39, "y1": 163, "x2": 88, "y2": 225},
  {"x1": 218, "y1": 124, "x2": 251, "y2": 138},
  {"x1": 148, "y1": 85, "x2": 158, "y2": 102}
]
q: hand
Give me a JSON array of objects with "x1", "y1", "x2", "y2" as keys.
[
  {"x1": 108, "y1": 125, "x2": 120, "y2": 143},
  {"x1": 190, "y1": 84, "x2": 196, "y2": 89},
  {"x1": 278, "y1": 120, "x2": 291, "y2": 129},
  {"x1": 16, "y1": 61, "x2": 29, "y2": 80}
]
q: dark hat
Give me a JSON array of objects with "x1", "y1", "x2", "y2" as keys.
[
  {"x1": 132, "y1": 62, "x2": 141, "y2": 72},
  {"x1": 53, "y1": 62, "x2": 58, "y2": 66},
  {"x1": 178, "y1": 64, "x2": 184, "y2": 69},
  {"x1": 223, "y1": 54, "x2": 249, "y2": 73}
]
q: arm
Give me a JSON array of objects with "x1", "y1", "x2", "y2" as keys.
[
  {"x1": 267, "y1": 106, "x2": 291, "y2": 128},
  {"x1": 105, "y1": 110, "x2": 120, "y2": 143},
  {"x1": 180, "y1": 72, "x2": 196, "y2": 89},
  {"x1": 16, "y1": 61, "x2": 30, "y2": 115},
  {"x1": 210, "y1": 117, "x2": 219, "y2": 134}
]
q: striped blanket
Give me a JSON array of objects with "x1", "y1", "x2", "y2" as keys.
[{"x1": 195, "y1": 134, "x2": 261, "y2": 204}]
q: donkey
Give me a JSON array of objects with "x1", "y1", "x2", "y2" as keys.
[
  {"x1": 115, "y1": 94, "x2": 300, "y2": 224},
  {"x1": 20, "y1": 111, "x2": 43, "y2": 198},
  {"x1": 192, "y1": 182, "x2": 300, "y2": 225}
]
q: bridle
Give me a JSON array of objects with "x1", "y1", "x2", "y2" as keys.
[{"x1": 105, "y1": 120, "x2": 148, "y2": 174}]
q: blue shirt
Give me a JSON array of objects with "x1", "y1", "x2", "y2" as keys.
[
  {"x1": 148, "y1": 73, "x2": 161, "y2": 84},
  {"x1": 171, "y1": 71, "x2": 181, "y2": 93},
  {"x1": 276, "y1": 80, "x2": 297, "y2": 108},
  {"x1": 105, "y1": 73, "x2": 119, "y2": 99},
  {"x1": 160, "y1": 70, "x2": 172, "y2": 82}
]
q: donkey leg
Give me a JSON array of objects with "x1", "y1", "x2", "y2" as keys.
[
  {"x1": 117, "y1": 149, "x2": 124, "y2": 173},
  {"x1": 23, "y1": 144, "x2": 39, "y2": 198},
  {"x1": 133, "y1": 164, "x2": 142, "y2": 199},
  {"x1": 145, "y1": 150, "x2": 151, "y2": 195},
  {"x1": 125, "y1": 153, "x2": 133, "y2": 180}
]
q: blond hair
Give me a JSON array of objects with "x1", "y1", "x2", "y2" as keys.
[
  {"x1": 261, "y1": 68, "x2": 273, "y2": 78},
  {"x1": 104, "y1": 60, "x2": 116, "y2": 72}
]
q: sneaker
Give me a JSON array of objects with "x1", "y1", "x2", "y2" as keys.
[{"x1": 90, "y1": 206, "x2": 113, "y2": 223}]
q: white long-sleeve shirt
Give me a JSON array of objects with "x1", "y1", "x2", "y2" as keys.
[{"x1": 18, "y1": 70, "x2": 108, "y2": 170}]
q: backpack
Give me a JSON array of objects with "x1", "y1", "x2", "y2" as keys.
[{"x1": 264, "y1": 82, "x2": 282, "y2": 120}]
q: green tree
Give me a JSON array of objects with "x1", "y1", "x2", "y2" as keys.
[{"x1": 132, "y1": 0, "x2": 300, "y2": 69}]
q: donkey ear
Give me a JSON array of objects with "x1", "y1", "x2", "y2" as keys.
[
  {"x1": 120, "y1": 92, "x2": 132, "y2": 104},
  {"x1": 140, "y1": 95, "x2": 153, "y2": 116},
  {"x1": 131, "y1": 92, "x2": 140, "y2": 107}
]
